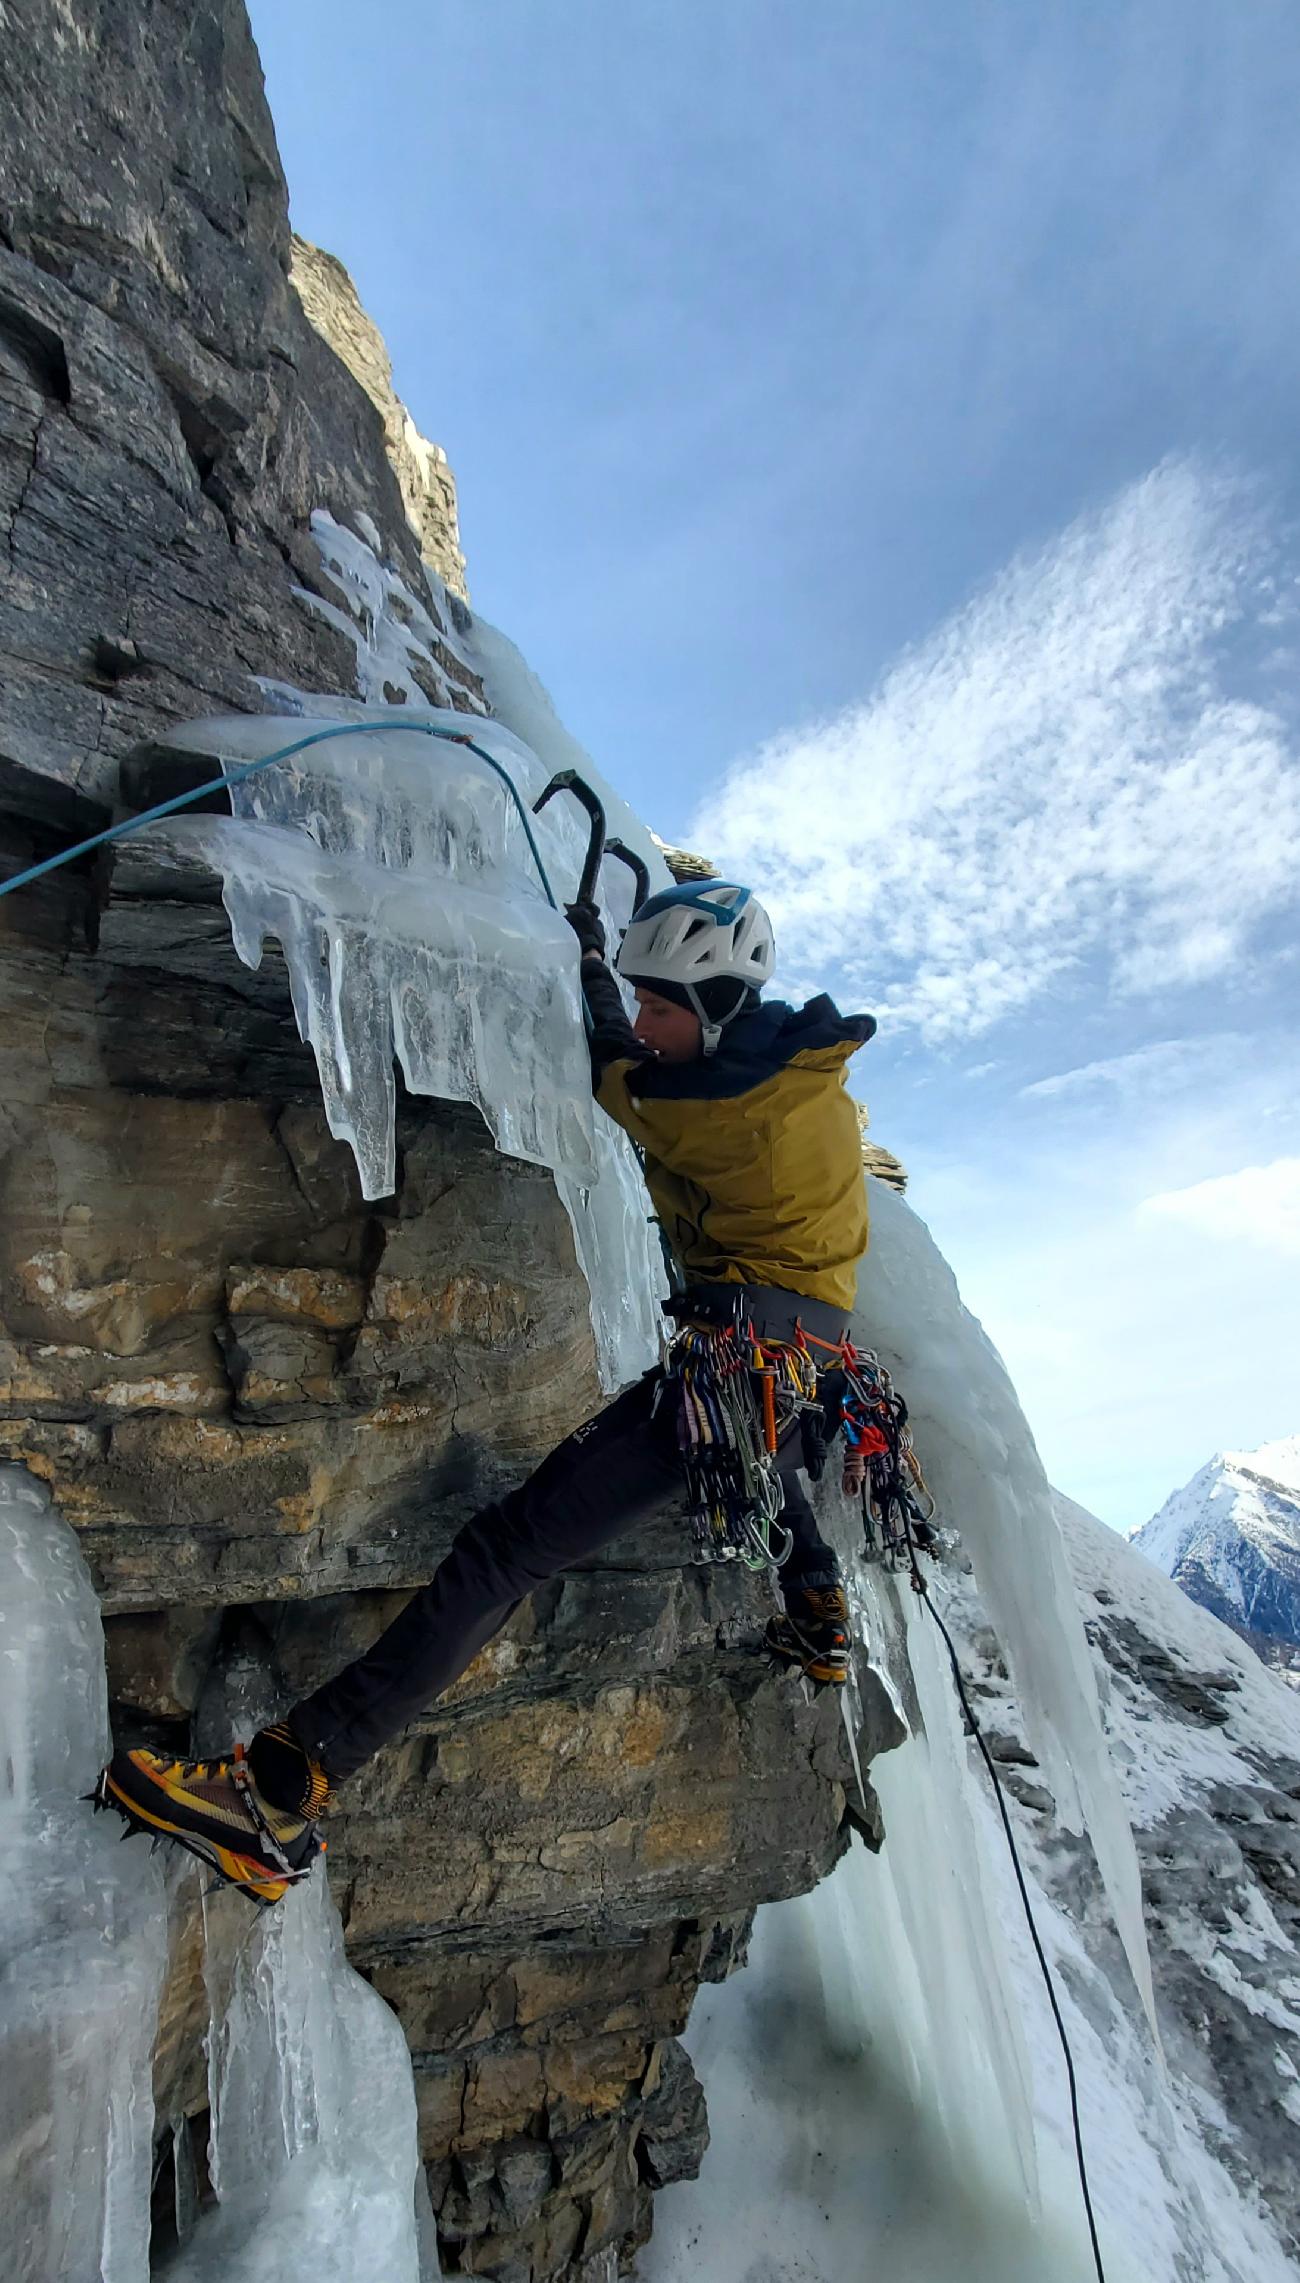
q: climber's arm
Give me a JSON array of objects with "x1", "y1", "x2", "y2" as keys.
[
  {"x1": 563, "y1": 900, "x2": 652, "y2": 1095},
  {"x1": 581, "y1": 953, "x2": 651, "y2": 1092}
]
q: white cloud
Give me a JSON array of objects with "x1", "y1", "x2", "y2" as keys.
[
  {"x1": 692, "y1": 460, "x2": 1300, "y2": 1042},
  {"x1": 1139, "y1": 1156, "x2": 1300, "y2": 1258},
  {"x1": 1020, "y1": 1035, "x2": 1246, "y2": 1101},
  {"x1": 906, "y1": 1113, "x2": 1300, "y2": 1530}
]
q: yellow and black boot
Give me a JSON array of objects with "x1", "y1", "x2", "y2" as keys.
[
  {"x1": 92, "y1": 1723, "x2": 330, "y2": 1907},
  {"x1": 765, "y1": 1571, "x2": 852, "y2": 1688}
]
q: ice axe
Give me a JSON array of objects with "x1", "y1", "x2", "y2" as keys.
[
  {"x1": 533, "y1": 770, "x2": 651, "y2": 914},
  {"x1": 605, "y1": 837, "x2": 650, "y2": 910}
]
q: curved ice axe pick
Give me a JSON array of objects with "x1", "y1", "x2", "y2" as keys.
[
  {"x1": 605, "y1": 838, "x2": 650, "y2": 910},
  {"x1": 533, "y1": 768, "x2": 608, "y2": 905},
  {"x1": 532, "y1": 771, "x2": 654, "y2": 918}
]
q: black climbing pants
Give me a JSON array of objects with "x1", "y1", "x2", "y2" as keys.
[{"x1": 287, "y1": 1367, "x2": 838, "y2": 1785}]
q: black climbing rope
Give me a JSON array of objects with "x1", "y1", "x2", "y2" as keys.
[{"x1": 900, "y1": 1517, "x2": 1109, "y2": 2283}]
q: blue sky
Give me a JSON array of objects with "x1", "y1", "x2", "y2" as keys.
[{"x1": 251, "y1": 1, "x2": 1300, "y2": 1530}]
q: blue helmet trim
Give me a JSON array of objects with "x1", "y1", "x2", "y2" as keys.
[{"x1": 631, "y1": 881, "x2": 751, "y2": 927}]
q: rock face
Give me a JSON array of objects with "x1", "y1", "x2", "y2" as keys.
[
  {"x1": 0, "y1": 0, "x2": 482, "y2": 841},
  {"x1": 856, "y1": 1103, "x2": 907, "y2": 1195},
  {"x1": 0, "y1": 5, "x2": 875, "y2": 2276},
  {"x1": 291, "y1": 235, "x2": 469, "y2": 601}
]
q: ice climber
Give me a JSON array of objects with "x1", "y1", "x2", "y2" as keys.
[{"x1": 97, "y1": 881, "x2": 876, "y2": 1904}]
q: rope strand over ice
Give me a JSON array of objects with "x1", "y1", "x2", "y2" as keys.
[{"x1": 0, "y1": 720, "x2": 562, "y2": 907}]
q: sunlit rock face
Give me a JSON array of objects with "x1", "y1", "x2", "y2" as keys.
[
  {"x1": 290, "y1": 235, "x2": 470, "y2": 603},
  {"x1": 0, "y1": 5, "x2": 873, "y2": 2275}
]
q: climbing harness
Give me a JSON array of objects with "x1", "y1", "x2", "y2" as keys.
[{"x1": 654, "y1": 1308, "x2": 937, "y2": 1576}]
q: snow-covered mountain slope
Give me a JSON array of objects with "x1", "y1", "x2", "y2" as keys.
[
  {"x1": 645, "y1": 1489, "x2": 1300, "y2": 2283},
  {"x1": 1046, "y1": 1494, "x2": 1300, "y2": 2267},
  {"x1": 1133, "y1": 1437, "x2": 1300, "y2": 1663}
]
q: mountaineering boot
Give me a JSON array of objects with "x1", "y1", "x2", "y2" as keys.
[
  {"x1": 765, "y1": 1570, "x2": 852, "y2": 1688},
  {"x1": 92, "y1": 1723, "x2": 330, "y2": 1907}
]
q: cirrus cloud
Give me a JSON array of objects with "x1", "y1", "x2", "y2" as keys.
[
  {"x1": 1139, "y1": 1156, "x2": 1300, "y2": 1258},
  {"x1": 691, "y1": 460, "x2": 1300, "y2": 1041}
]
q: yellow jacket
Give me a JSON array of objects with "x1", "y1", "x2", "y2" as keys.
[{"x1": 594, "y1": 993, "x2": 874, "y2": 1312}]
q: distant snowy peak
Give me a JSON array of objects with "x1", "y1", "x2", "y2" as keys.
[{"x1": 1132, "y1": 1435, "x2": 1300, "y2": 1653}]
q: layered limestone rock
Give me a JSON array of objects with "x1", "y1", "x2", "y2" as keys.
[
  {"x1": 0, "y1": 5, "x2": 877, "y2": 2276},
  {"x1": 0, "y1": 0, "x2": 482, "y2": 847},
  {"x1": 651, "y1": 836, "x2": 718, "y2": 884}
]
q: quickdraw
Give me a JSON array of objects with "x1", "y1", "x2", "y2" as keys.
[
  {"x1": 655, "y1": 1315, "x2": 819, "y2": 1568},
  {"x1": 786, "y1": 1326, "x2": 938, "y2": 1568},
  {"x1": 658, "y1": 1307, "x2": 936, "y2": 1573},
  {"x1": 837, "y1": 1343, "x2": 936, "y2": 1567}
]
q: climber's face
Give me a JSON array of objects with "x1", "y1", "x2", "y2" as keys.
[{"x1": 633, "y1": 988, "x2": 703, "y2": 1063}]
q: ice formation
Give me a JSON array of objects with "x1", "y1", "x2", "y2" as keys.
[
  {"x1": 295, "y1": 508, "x2": 488, "y2": 715},
  {"x1": 641, "y1": 1871, "x2": 1100, "y2": 2283},
  {"x1": 858, "y1": 1180, "x2": 1159, "y2": 2041},
  {"x1": 0, "y1": 1461, "x2": 433, "y2": 2283},
  {"x1": 0, "y1": 1465, "x2": 166, "y2": 2283},
  {"x1": 171, "y1": 1874, "x2": 430, "y2": 2283},
  {"x1": 645, "y1": 1183, "x2": 1300, "y2": 2283},
  {"x1": 141, "y1": 694, "x2": 669, "y2": 1390}
]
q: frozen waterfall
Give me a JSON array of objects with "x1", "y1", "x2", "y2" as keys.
[
  {"x1": 139, "y1": 701, "x2": 668, "y2": 1394},
  {"x1": 124, "y1": 508, "x2": 677, "y2": 1394},
  {"x1": 642, "y1": 1185, "x2": 1300, "y2": 2283},
  {"x1": 0, "y1": 1466, "x2": 166, "y2": 2283},
  {"x1": 168, "y1": 1875, "x2": 430, "y2": 2283},
  {"x1": 0, "y1": 1462, "x2": 433, "y2": 2283}
]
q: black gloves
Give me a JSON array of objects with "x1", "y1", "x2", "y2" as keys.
[{"x1": 565, "y1": 899, "x2": 606, "y2": 960}]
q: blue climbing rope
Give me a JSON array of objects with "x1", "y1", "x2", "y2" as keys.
[{"x1": 0, "y1": 720, "x2": 562, "y2": 909}]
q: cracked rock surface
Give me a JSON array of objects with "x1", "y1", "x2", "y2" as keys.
[{"x1": 0, "y1": 6, "x2": 878, "y2": 2274}]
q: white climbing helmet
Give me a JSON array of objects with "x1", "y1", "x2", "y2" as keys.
[{"x1": 616, "y1": 881, "x2": 775, "y2": 1053}]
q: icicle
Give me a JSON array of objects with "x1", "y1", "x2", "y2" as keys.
[
  {"x1": 175, "y1": 1870, "x2": 422, "y2": 2280},
  {"x1": 857, "y1": 1182, "x2": 1160, "y2": 2043},
  {"x1": 173, "y1": 2114, "x2": 200, "y2": 2247},
  {"x1": 141, "y1": 698, "x2": 669, "y2": 1389},
  {"x1": 0, "y1": 1464, "x2": 166, "y2": 2283}
]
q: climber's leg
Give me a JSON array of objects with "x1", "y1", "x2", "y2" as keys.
[
  {"x1": 284, "y1": 1371, "x2": 682, "y2": 1782},
  {"x1": 766, "y1": 1438, "x2": 851, "y2": 1687},
  {"x1": 95, "y1": 1374, "x2": 680, "y2": 1891}
]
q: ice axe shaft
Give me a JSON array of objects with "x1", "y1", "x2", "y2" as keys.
[{"x1": 605, "y1": 837, "x2": 650, "y2": 910}]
